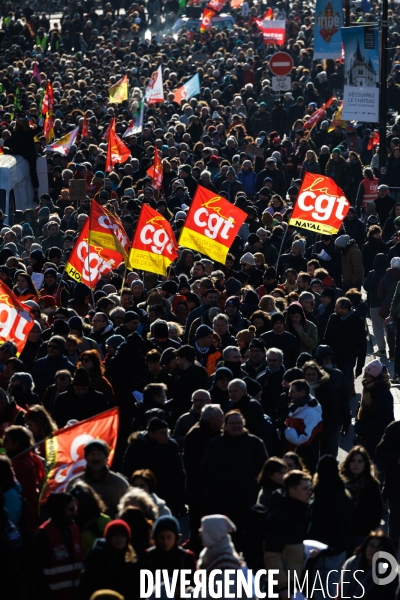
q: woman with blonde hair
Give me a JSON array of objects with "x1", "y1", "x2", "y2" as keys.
[{"x1": 259, "y1": 294, "x2": 278, "y2": 315}]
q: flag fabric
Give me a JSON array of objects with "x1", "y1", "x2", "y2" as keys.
[
  {"x1": 44, "y1": 127, "x2": 79, "y2": 155},
  {"x1": 0, "y1": 281, "x2": 34, "y2": 354},
  {"x1": 303, "y1": 97, "x2": 335, "y2": 130},
  {"x1": 327, "y1": 102, "x2": 347, "y2": 132},
  {"x1": 259, "y1": 19, "x2": 286, "y2": 45},
  {"x1": 43, "y1": 114, "x2": 54, "y2": 143},
  {"x1": 288, "y1": 173, "x2": 350, "y2": 235},
  {"x1": 263, "y1": 7, "x2": 273, "y2": 18},
  {"x1": 41, "y1": 81, "x2": 54, "y2": 116},
  {"x1": 109, "y1": 75, "x2": 129, "y2": 103},
  {"x1": 129, "y1": 204, "x2": 178, "y2": 276},
  {"x1": 89, "y1": 201, "x2": 130, "y2": 260},
  {"x1": 144, "y1": 66, "x2": 164, "y2": 105},
  {"x1": 105, "y1": 124, "x2": 131, "y2": 172},
  {"x1": 207, "y1": 0, "x2": 225, "y2": 11},
  {"x1": 200, "y1": 8, "x2": 216, "y2": 31},
  {"x1": 367, "y1": 131, "x2": 380, "y2": 150},
  {"x1": 179, "y1": 186, "x2": 247, "y2": 263},
  {"x1": 40, "y1": 408, "x2": 119, "y2": 504},
  {"x1": 146, "y1": 150, "x2": 163, "y2": 190},
  {"x1": 0, "y1": 146, "x2": 3, "y2": 154},
  {"x1": 123, "y1": 102, "x2": 144, "y2": 137},
  {"x1": 65, "y1": 219, "x2": 122, "y2": 288},
  {"x1": 173, "y1": 73, "x2": 201, "y2": 104},
  {"x1": 81, "y1": 114, "x2": 89, "y2": 138},
  {"x1": 102, "y1": 117, "x2": 114, "y2": 141},
  {"x1": 33, "y1": 62, "x2": 42, "y2": 82}
]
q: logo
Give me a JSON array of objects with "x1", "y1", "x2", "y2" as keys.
[
  {"x1": 297, "y1": 177, "x2": 349, "y2": 222},
  {"x1": 372, "y1": 551, "x2": 398, "y2": 586},
  {"x1": 193, "y1": 197, "x2": 236, "y2": 240}
]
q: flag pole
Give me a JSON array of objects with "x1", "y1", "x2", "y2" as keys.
[{"x1": 87, "y1": 201, "x2": 96, "y2": 307}]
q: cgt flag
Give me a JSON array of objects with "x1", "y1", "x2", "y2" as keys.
[
  {"x1": 146, "y1": 149, "x2": 163, "y2": 190},
  {"x1": 0, "y1": 281, "x2": 34, "y2": 354},
  {"x1": 65, "y1": 219, "x2": 122, "y2": 288},
  {"x1": 179, "y1": 186, "x2": 247, "y2": 263},
  {"x1": 200, "y1": 7, "x2": 216, "y2": 31},
  {"x1": 105, "y1": 123, "x2": 131, "y2": 172},
  {"x1": 129, "y1": 204, "x2": 178, "y2": 276},
  {"x1": 40, "y1": 408, "x2": 119, "y2": 504},
  {"x1": 41, "y1": 81, "x2": 54, "y2": 116},
  {"x1": 89, "y1": 201, "x2": 130, "y2": 261},
  {"x1": 289, "y1": 173, "x2": 350, "y2": 235}
]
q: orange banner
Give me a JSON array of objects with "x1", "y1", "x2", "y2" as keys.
[
  {"x1": 129, "y1": 204, "x2": 178, "y2": 275},
  {"x1": 40, "y1": 408, "x2": 119, "y2": 504},
  {"x1": 146, "y1": 150, "x2": 163, "y2": 190},
  {"x1": 179, "y1": 186, "x2": 247, "y2": 263},
  {"x1": 89, "y1": 201, "x2": 130, "y2": 260},
  {"x1": 65, "y1": 220, "x2": 122, "y2": 288},
  {"x1": 289, "y1": 173, "x2": 350, "y2": 235},
  {"x1": 0, "y1": 281, "x2": 34, "y2": 354}
]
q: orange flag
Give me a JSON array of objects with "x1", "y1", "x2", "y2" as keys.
[
  {"x1": 105, "y1": 121, "x2": 131, "y2": 172},
  {"x1": 289, "y1": 173, "x2": 350, "y2": 235},
  {"x1": 179, "y1": 186, "x2": 247, "y2": 263},
  {"x1": 40, "y1": 408, "x2": 119, "y2": 504},
  {"x1": 0, "y1": 281, "x2": 34, "y2": 354},
  {"x1": 41, "y1": 81, "x2": 54, "y2": 116},
  {"x1": 129, "y1": 204, "x2": 178, "y2": 275},
  {"x1": 146, "y1": 149, "x2": 163, "y2": 190}
]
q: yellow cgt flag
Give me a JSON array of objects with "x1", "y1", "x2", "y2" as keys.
[{"x1": 109, "y1": 75, "x2": 128, "y2": 103}]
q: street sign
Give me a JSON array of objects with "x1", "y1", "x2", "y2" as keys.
[
  {"x1": 271, "y1": 76, "x2": 292, "y2": 92},
  {"x1": 269, "y1": 52, "x2": 294, "y2": 77}
]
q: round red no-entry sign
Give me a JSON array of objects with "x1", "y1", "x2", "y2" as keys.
[{"x1": 269, "y1": 52, "x2": 294, "y2": 77}]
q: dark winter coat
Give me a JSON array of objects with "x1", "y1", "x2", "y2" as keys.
[
  {"x1": 376, "y1": 420, "x2": 400, "y2": 502},
  {"x1": 52, "y1": 386, "x2": 109, "y2": 428},
  {"x1": 362, "y1": 237, "x2": 387, "y2": 276},
  {"x1": 323, "y1": 309, "x2": 367, "y2": 368},
  {"x1": 363, "y1": 253, "x2": 389, "y2": 308}
]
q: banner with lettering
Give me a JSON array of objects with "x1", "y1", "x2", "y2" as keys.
[
  {"x1": 0, "y1": 282, "x2": 34, "y2": 354},
  {"x1": 314, "y1": 0, "x2": 343, "y2": 59},
  {"x1": 179, "y1": 186, "x2": 247, "y2": 263}
]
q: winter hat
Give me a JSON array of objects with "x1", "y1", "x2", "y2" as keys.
[
  {"x1": 236, "y1": 325, "x2": 257, "y2": 345},
  {"x1": 283, "y1": 367, "x2": 304, "y2": 383},
  {"x1": 152, "y1": 319, "x2": 169, "y2": 338},
  {"x1": 69, "y1": 316, "x2": 83, "y2": 333},
  {"x1": 227, "y1": 166, "x2": 236, "y2": 175},
  {"x1": 53, "y1": 319, "x2": 70, "y2": 336},
  {"x1": 160, "y1": 347, "x2": 177, "y2": 366},
  {"x1": 321, "y1": 287, "x2": 336, "y2": 301},
  {"x1": 104, "y1": 519, "x2": 131, "y2": 542},
  {"x1": 21, "y1": 223, "x2": 33, "y2": 236},
  {"x1": 199, "y1": 515, "x2": 236, "y2": 548},
  {"x1": 225, "y1": 278, "x2": 242, "y2": 297},
  {"x1": 179, "y1": 164, "x2": 192, "y2": 174},
  {"x1": 131, "y1": 279, "x2": 144, "y2": 290},
  {"x1": 390, "y1": 257, "x2": 400, "y2": 270},
  {"x1": 248, "y1": 337, "x2": 266, "y2": 351},
  {"x1": 73, "y1": 368, "x2": 91, "y2": 387},
  {"x1": 178, "y1": 276, "x2": 190, "y2": 292},
  {"x1": 153, "y1": 515, "x2": 181, "y2": 538},
  {"x1": 84, "y1": 439, "x2": 109, "y2": 456},
  {"x1": 271, "y1": 312, "x2": 285, "y2": 326},
  {"x1": 335, "y1": 235, "x2": 350, "y2": 248},
  {"x1": 243, "y1": 376, "x2": 262, "y2": 398},
  {"x1": 94, "y1": 290, "x2": 107, "y2": 303},
  {"x1": 39, "y1": 295, "x2": 57, "y2": 309},
  {"x1": 161, "y1": 280, "x2": 178, "y2": 295},
  {"x1": 46, "y1": 492, "x2": 74, "y2": 519},
  {"x1": 253, "y1": 252, "x2": 265, "y2": 264},
  {"x1": 147, "y1": 417, "x2": 169, "y2": 432},
  {"x1": 126, "y1": 332, "x2": 143, "y2": 349},
  {"x1": 106, "y1": 335, "x2": 125, "y2": 350},
  {"x1": 364, "y1": 359, "x2": 383, "y2": 378},
  {"x1": 195, "y1": 324, "x2": 213, "y2": 340},
  {"x1": 297, "y1": 352, "x2": 313, "y2": 368},
  {"x1": 225, "y1": 296, "x2": 241, "y2": 310},
  {"x1": 332, "y1": 147, "x2": 342, "y2": 154},
  {"x1": 240, "y1": 252, "x2": 255, "y2": 266},
  {"x1": 264, "y1": 266, "x2": 276, "y2": 279},
  {"x1": 124, "y1": 311, "x2": 139, "y2": 323},
  {"x1": 24, "y1": 299, "x2": 40, "y2": 311},
  {"x1": 38, "y1": 206, "x2": 50, "y2": 218},
  {"x1": 214, "y1": 367, "x2": 234, "y2": 381},
  {"x1": 44, "y1": 267, "x2": 57, "y2": 279},
  {"x1": 292, "y1": 239, "x2": 305, "y2": 253},
  {"x1": 248, "y1": 233, "x2": 261, "y2": 245}
]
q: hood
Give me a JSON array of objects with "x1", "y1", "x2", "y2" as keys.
[
  {"x1": 385, "y1": 267, "x2": 400, "y2": 279},
  {"x1": 286, "y1": 301, "x2": 306, "y2": 328},
  {"x1": 243, "y1": 290, "x2": 259, "y2": 305},
  {"x1": 373, "y1": 253, "x2": 388, "y2": 269}
]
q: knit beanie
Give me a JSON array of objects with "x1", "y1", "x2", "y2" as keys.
[
  {"x1": 236, "y1": 325, "x2": 256, "y2": 345},
  {"x1": 240, "y1": 252, "x2": 255, "y2": 266},
  {"x1": 335, "y1": 235, "x2": 350, "y2": 248},
  {"x1": 364, "y1": 359, "x2": 383, "y2": 378},
  {"x1": 225, "y1": 278, "x2": 242, "y2": 297},
  {"x1": 195, "y1": 324, "x2": 213, "y2": 340},
  {"x1": 104, "y1": 519, "x2": 131, "y2": 542},
  {"x1": 199, "y1": 515, "x2": 236, "y2": 548},
  {"x1": 271, "y1": 312, "x2": 285, "y2": 326},
  {"x1": 153, "y1": 515, "x2": 181, "y2": 538}
]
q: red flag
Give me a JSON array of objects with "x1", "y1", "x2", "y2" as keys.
[
  {"x1": 40, "y1": 408, "x2": 119, "y2": 504},
  {"x1": 179, "y1": 186, "x2": 247, "y2": 263},
  {"x1": 0, "y1": 281, "x2": 34, "y2": 354},
  {"x1": 303, "y1": 97, "x2": 335, "y2": 130},
  {"x1": 81, "y1": 114, "x2": 89, "y2": 139},
  {"x1": 367, "y1": 131, "x2": 380, "y2": 150},
  {"x1": 200, "y1": 8, "x2": 216, "y2": 31},
  {"x1": 146, "y1": 149, "x2": 163, "y2": 190},
  {"x1": 289, "y1": 173, "x2": 350, "y2": 235},
  {"x1": 41, "y1": 81, "x2": 54, "y2": 116},
  {"x1": 89, "y1": 201, "x2": 130, "y2": 259},
  {"x1": 207, "y1": 0, "x2": 225, "y2": 12},
  {"x1": 105, "y1": 122, "x2": 131, "y2": 172},
  {"x1": 263, "y1": 7, "x2": 273, "y2": 19},
  {"x1": 129, "y1": 204, "x2": 178, "y2": 275}
]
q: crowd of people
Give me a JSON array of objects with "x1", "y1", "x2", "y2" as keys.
[{"x1": 2, "y1": 0, "x2": 400, "y2": 598}]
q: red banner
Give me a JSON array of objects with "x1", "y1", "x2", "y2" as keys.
[
  {"x1": 105, "y1": 121, "x2": 131, "y2": 172},
  {"x1": 0, "y1": 282, "x2": 34, "y2": 354},
  {"x1": 41, "y1": 81, "x2": 54, "y2": 116},
  {"x1": 303, "y1": 97, "x2": 335, "y2": 130},
  {"x1": 146, "y1": 150, "x2": 163, "y2": 190},
  {"x1": 65, "y1": 219, "x2": 122, "y2": 288},
  {"x1": 179, "y1": 186, "x2": 247, "y2": 263},
  {"x1": 89, "y1": 201, "x2": 130, "y2": 260},
  {"x1": 207, "y1": 0, "x2": 225, "y2": 12},
  {"x1": 129, "y1": 204, "x2": 178, "y2": 276},
  {"x1": 200, "y1": 8, "x2": 216, "y2": 31},
  {"x1": 367, "y1": 131, "x2": 380, "y2": 150},
  {"x1": 288, "y1": 173, "x2": 350, "y2": 235},
  {"x1": 40, "y1": 408, "x2": 119, "y2": 504},
  {"x1": 81, "y1": 114, "x2": 89, "y2": 139}
]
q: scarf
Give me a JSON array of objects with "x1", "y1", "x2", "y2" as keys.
[
  {"x1": 344, "y1": 474, "x2": 367, "y2": 506},
  {"x1": 195, "y1": 341, "x2": 209, "y2": 355},
  {"x1": 357, "y1": 372, "x2": 391, "y2": 421}
]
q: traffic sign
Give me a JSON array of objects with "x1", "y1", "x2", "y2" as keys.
[
  {"x1": 269, "y1": 52, "x2": 294, "y2": 77},
  {"x1": 271, "y1": 76, "x2": 292, "y2": 92}
]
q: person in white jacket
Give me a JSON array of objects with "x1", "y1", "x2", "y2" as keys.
[{"x1": 284, "y1": 379, "x2": 323, "y2": 474}]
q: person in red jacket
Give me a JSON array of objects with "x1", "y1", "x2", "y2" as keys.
[{"x1": 3, "y1": 425, "x2": 45, "y2": 532}]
